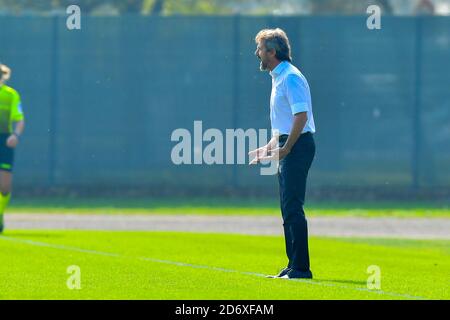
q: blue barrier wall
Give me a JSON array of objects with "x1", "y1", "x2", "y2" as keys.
[{"x1": 1, "y1": 16, "x2": 449, "y2": 194}]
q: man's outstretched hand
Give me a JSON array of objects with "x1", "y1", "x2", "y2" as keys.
[
  {"x1": 248, "y1": 146, "x2": 268, "y2": 165},
  {"x1": 249, "y1": 147, "x2": 290, "y2": 164}
]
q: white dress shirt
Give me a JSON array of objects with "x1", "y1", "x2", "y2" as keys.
[{"x1": 269, "y1": 61, "x2": 316, "y2": 136}]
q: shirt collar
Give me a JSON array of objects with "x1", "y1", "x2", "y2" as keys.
[{"x1": 270, "y1": 61, "x2": 289, "y2": 78}]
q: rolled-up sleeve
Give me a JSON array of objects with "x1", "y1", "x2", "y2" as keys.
[{"x1": 285, "y1": 74, "x2": 308, "y2": 115}]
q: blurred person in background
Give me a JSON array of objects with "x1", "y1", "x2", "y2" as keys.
[
  {"x1": 415, "y1": 0, "x2": 435, "y2": 14},
  {"x1": 0, "y1": 64, "x2": 25, "y2": 233}
]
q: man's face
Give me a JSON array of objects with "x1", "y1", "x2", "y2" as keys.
[{"x1": 255, "y1": 41, "x2": 271, "y2": 71}]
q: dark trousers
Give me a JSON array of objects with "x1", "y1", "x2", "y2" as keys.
[{"x1": 278, "y1": 132, "x2": 315, "y2": 272}]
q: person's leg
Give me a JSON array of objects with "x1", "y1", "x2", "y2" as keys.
[
  {"x1": 264, "y1": 170, "x2": 295, "y2": 278},
  {"x1": 0, "y1": 134, "x2": 15, "y2": 232},
  {"x1": 278, "y1": 167, "x2": 293, "y2": 269},
  {"x1": 285, "y1": 188, "x2": 310, "y2": 272},
  {"x1": 266, "y1": 136, "x2": 295, "y2": 278},
  {"x1": 0, "y1": 170, "x2": 13, "y2": 232},
  {"x1": 280, "y1": 134, "x2": 315, "y2": 273}
]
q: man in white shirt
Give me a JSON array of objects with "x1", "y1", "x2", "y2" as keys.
[{"x1": 249, "y1": 28, "x2": 316, "y2": 279}]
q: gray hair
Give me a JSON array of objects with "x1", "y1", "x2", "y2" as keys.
[{"x1": 255, "y1": 28, "x2": 292, "y2": 62}]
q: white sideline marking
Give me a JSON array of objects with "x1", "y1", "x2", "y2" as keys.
[{"x1": 0, "y1": 235, "x2": 426, "y2": 300}]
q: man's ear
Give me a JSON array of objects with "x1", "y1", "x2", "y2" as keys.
[{"x1": 268, "y1": 48, "x2": 276, "y2": 58}]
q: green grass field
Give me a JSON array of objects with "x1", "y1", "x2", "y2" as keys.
[
  {"x1": 0, "y1": 230, "x2": 448, "y2": 300},
  {"x1": 3, "y1": 198, "x2": 449, "y2": 300},
  {"x1": 8, "y1": 197, "x2": 450, "y2": 217}
]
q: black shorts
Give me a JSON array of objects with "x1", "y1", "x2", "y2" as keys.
[{"x1": 0, "y1": 134, "x2": 14, "y2": 172}]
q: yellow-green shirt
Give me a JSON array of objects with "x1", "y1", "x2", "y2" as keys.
[{"x1": 0, "y1": 85, "x2": 24, "y2": 134}]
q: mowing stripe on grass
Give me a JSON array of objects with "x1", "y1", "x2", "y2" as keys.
[{"x1": 0, "y1": 235, "x2": 426, "y2": 300}]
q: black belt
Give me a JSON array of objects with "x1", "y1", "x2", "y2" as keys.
[{"x1": 279, "y1": 132, "x2": 312, "y2": 139}]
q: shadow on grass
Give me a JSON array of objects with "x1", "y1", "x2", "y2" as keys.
[
  {"x1": 315, "y1": 278, "x2": 367, "y2": 286},
  {"x1": 1, "y1": 232, "x2": 65, "y2": 239}
]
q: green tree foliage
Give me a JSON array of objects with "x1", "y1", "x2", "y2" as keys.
[
  {"x1": 0, "y1": 0, "x2": 397, "y2": 15},
  {"x1": 0, "y1": 0, "x2": 146, "y2": 14},
  {"x1": 310, "y1": 0, "x2": 393, "y2": 14}
]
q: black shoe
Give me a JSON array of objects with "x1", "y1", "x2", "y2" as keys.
[
  {"x1": 281, "y1": 269, "x2": 313, "y2": 279},
  {"x1": 266, "y1": 267, "x2": 292, "y2": 278}
]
